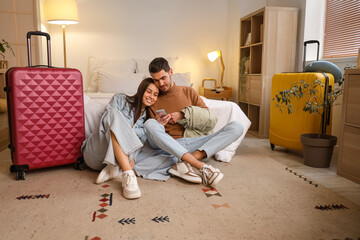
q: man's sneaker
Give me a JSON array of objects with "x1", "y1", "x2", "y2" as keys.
[
  {"x1": 95, "y1": 164, "x2": 121, "y2": 184},
  {"x1": 168, "y1": 162, "x2": 202, "y2": 184},
  {"x1": 122, "y1": 172, "x2": 141, "y2": 199},
  {"x1": 199, "y1": 164, "x2": 224, "y2": 188}
]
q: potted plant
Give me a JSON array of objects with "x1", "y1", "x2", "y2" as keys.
[
  {"x1": 0, "y1": 39, "x2": 15, "y2": 69},
  {"x1": 272, "y1": 66, "x2": 354, "y2": 168}
]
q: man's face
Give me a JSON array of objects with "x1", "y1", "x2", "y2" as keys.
[{"x1": 151, "y1": 69, "x2": 173, "y2": 93}]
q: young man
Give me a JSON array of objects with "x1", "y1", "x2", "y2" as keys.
[{"x1": 143, "y1": 57, "x2": 244, "y2": 188}]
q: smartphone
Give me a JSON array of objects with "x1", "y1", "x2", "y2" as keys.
[{"x1": 156, "y1": 109, "x2": 167, "y2": 117}]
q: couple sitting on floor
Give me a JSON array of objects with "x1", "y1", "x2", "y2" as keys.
[{"x1": 81, "y1": 57, "x2": 244, "y2": 199}]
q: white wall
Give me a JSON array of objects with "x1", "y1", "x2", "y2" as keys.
[
  {"x1": 45, "y1": 0, "x2": 229, "y2": 92},
  {"x1": 42, "y1": 0, "x2": 305, "y2": 100},
  {"x1": 304, "y1": 0, "x2": 326, "y2": 62}
]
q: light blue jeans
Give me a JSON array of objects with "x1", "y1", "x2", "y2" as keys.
[
  {"x1": 143, "y1": 119, "x2": 244, "y2": 161},
  {"x1": 82, "y1": 109, "x2": 143, "y2": 171}
]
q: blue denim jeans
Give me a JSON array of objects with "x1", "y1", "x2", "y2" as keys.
[
  {"x1": 82, "y1": 109, "x2": 143, "y2": 171},
  {"x1": 143, "y1": 119, "x2": 244, "y2": 161}
]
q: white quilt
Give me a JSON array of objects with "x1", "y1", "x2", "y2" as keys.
[{"x1": 84, "y1": 93, "x2": 251, "y2": 162}]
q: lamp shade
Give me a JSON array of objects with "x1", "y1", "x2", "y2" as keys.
[
  {"x1": 45, "y1": 0, "x2": 79, "y2": 25},
  {"x1": 207, "y1": 51, "x2": 221, "y2": 62}
]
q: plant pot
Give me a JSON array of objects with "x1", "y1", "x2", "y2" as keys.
[{"x1": 300, "y1": 133, "x2": 337, "y2": 168}]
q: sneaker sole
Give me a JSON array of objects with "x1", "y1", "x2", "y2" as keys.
[
  {"x1": 210, "y1": 172, "x2": 224, "y2": 188},
  {"x1": 123, "y1": 189, "x2": 141, "y2": 199},
  {"x1": 168, "y1": 168, "x2": 202, "y2": 184},
  {"x1": 95, "y1": 173, "x2": 110, "y2": 184},
  {"x1": 95, "y1": 173, "x2": 121, "y2": 185}
]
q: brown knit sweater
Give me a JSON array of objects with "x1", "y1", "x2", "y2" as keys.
[{"x1": 149, "y1": 83, "x2": 207, "y2": 139}]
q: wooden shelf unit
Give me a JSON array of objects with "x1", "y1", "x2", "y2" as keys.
[
  {"x1": 337, "y1": 68, "x2": 360, "y2": 184},
  {"x1": 238, "y1": 7, "x2": 298, "y2": 137}
]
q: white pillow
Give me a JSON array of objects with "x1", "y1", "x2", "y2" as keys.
[
  {"x1": 135, "y1": 56, "x2": 179, "y2": 76},
  {"x1": 172, "y1": 72, "x2": 191, "y2": 86},
  {"x1": 86, "y1": 57, "x2": 137, "y2": 92},
  {"x1": 98, "y1": 71, "x2": 145, "y2": 95}
]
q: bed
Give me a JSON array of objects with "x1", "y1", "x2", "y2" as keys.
[{"x1": 83, "y1": 56, "x2": 251, "y2": 162}]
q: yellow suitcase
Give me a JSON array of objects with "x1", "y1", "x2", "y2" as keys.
[{"x1": 269, "y1": 72, "x2": 334, "y2": 150}]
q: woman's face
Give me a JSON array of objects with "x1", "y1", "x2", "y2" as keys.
[{"x1": 142, "y1": 83, "x2": 159, "y2": 107}]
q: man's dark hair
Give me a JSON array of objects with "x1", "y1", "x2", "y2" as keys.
[{"x1": 149, "y1": 57, "x2": 170, "y2": 73}]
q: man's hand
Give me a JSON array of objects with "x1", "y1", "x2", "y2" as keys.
[
  {"x1": 168, "y1": 111, "x2": 184, "y2": 124},
  {"x1": 156, "y1": 112, "x2": 171, "y2": 126}
]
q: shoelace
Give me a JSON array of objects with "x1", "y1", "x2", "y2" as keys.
[
  {"x1": 185, "y1": 162, "x2": 196, "y2": 174},
  {"x1": 200, "y1": 167, "x2": 212, "y2": 185},
  {"x1": 123, "y1": 174, "x2": 133, "y2": 185}
]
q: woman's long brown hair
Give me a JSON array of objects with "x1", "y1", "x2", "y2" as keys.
[{"x1": 126, "y1": 77, "x2": 155, "y2": 124}]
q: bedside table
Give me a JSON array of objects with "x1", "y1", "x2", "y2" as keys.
[{"x1": 199, "y1": 86, "x2": 232, "y2": 100}]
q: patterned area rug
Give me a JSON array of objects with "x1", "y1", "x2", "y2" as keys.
[{"x1": 0, "y1": 146, "x2": 359, "y2": 240}]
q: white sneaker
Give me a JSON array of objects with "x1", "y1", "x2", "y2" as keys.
[
  {"x1": 95, "y1": 164, "x2": 121, "y2": 184},
  {"x1": 122, "y1": 172, "x2": 141, "y2": 199},
  {"x1": 168, "y1": 162, "x2": 202, "y2": 184},
  {"x1": 199, "y1": 164, "x2": 224, "y2": 188}
]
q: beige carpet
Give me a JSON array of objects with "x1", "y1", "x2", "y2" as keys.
[{"x1": 0, "y1": 138, "x2": 360, "y2": 240}]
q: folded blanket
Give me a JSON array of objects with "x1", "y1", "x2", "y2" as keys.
[{"x1": 178, "y1": 106, "x2": 217, "y2": 137}]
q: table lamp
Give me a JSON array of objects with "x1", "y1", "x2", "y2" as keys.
[
  {"x1": 45, "y1": 0, "x2": 79, "y2": 68},
  {"x1": 208, "y1": 50, "x2": 225, "y2": 90}
]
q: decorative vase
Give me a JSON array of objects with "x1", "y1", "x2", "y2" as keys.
[{"x1": 300, "y1": 133, "x2": 337, "y2": 168}]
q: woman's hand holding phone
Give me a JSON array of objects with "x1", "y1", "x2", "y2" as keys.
[{"x1": 156, "y1": 109, "x2": 171, "y2": 126}]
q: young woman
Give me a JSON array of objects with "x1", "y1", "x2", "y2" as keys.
[{"x1": 81, "y1": 78, "x2": 159, "y2": 199}]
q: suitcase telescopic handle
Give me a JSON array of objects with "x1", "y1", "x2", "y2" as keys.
[
  {"x1": 303, "y1": 40, "x2": 320, "y2": 71},
  {"x1": 27, "y1": 31, "x2": 52, "y2": 67}
]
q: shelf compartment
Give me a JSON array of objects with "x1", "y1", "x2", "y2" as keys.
[
  {"x1": 249, "y1": 75, "x2": 262, "y2": 105},
  {"x1": 240, "y1": 19, "x2": 251, "y2": 47},
  {"x1": 239, "y1": 75, "x2": 249, "y2": 103},
  {"x1": 248, "y1": 104, "x2": 260, "y2": 131},
  {"x1": 251, "y1": 12, "x2": 264, "y2": 44},
  {"x1": 250, "y1": 45, "x2": 262, "y2": 74},
  {"x1": 239, "y1": 102, "x2": 249, "y2": 116}
]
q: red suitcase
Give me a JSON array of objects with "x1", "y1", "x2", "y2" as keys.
[{"x1": 5, "y1": 31, "x2": 85, "y2": 180}]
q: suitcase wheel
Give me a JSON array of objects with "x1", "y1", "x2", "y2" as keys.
[
  {"x1": 270, "y1": 143, "x2": 275, "y2": 150},
  {"x1": 10, "y1": 165, "x2": 16, "y2": 173},
  {"x1": 10, "y1": 165, "x2": 27, "y2": 180},
  {"x1": 16, "y1": 170, "x2": 25, "y2": 180}
]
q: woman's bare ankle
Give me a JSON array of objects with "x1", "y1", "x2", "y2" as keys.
[{"x1": 192, "y1": 150, "x2": 207, "y2": 160}]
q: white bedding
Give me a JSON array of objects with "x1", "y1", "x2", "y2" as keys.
[{"x1": 84, "y1": 92, "x2": 251, "y2": 162}]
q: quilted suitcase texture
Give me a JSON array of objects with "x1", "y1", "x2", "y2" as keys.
[{"x1": 5, "y1": 31, "x2": 85, "y2": 180}]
